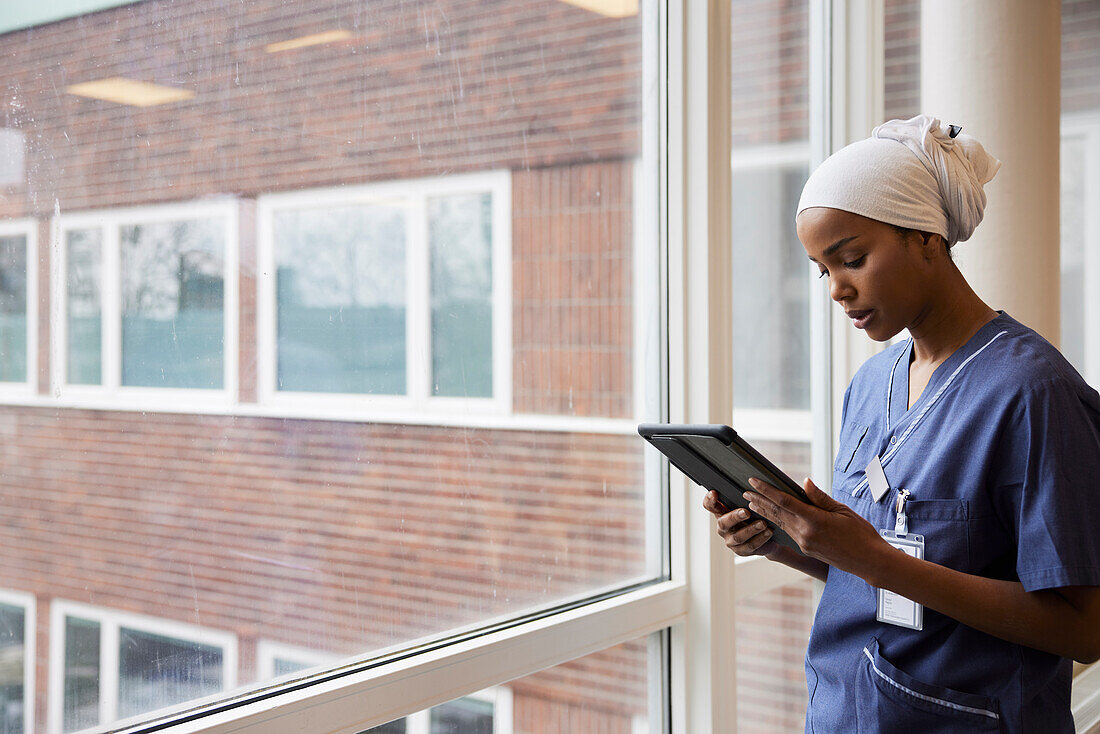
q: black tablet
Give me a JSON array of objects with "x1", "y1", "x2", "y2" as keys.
[{"x1": 638, "y1": 423, "x2": 808, "y2": 553}]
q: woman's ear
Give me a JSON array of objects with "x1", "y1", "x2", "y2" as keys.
[{"x1": 918, "y1": 231, "x2": 947, "y2": 261}]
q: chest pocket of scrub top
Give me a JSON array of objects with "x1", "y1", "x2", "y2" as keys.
[{"x1": 834, "y1": 423, "x2": 869, "y2": 473}]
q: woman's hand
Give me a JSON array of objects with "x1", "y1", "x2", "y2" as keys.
[
  {"x1": 703, "y1": 490, "x2": 777, "y2": 558},
  {"x1": 742, "y1": 476, "x2": 888, "y2": 582}
]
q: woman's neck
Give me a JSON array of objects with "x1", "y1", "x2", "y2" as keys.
[{"x1": 907, "y1": 270, "x2": 998, "y2": 368}]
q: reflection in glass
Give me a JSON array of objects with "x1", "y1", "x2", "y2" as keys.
[
  {"x1": 274, "y1": 204, "x2": 407, "y2": 394},
  {"x1": 63, "y1": 617, "x2": 100, "y2": 733},
  {"x1": 429, "y1": 193, "x2": 493, "y2": 398},
  {"x1": 120, "y1": 219, "x2": 225, "y2": 389},
  {"x1": 0, "y1": 603, "x2": 25, "y2": 734},
  {"x1": 429, "y1": 697, "x2": 493, "y2": 734},
  {"x1": 731, "y1": 166, "x2": 810, "y2": 410},
  {"x1": 67, "y1": 228, "x2": 103, "y2": 385},
  {"x1": 0, "y1": 236, "x2": 27, "y2": 383},
  {"x1": 117, "y1": 628, "x2": 223, "y2": 720}
]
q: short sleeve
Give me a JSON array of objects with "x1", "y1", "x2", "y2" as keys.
[{"x1": 993, "y1": 377, "x2": 1100, "y2": 591}]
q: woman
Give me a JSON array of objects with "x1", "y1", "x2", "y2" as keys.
[{"x1": 705, "y1": 116, "x2": 1100, "y2": 733}]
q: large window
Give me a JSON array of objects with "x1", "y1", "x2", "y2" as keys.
[
  {"x1": 54, "y1": 202, "x2": 238, "y2": 403},
  {"x1": 0, "y1": 1, "x2": 666, "y2": 733},
  {"x1": 48, "y1": 603, "x2": 237, "y2": 733},
  {"x1": 257, "y1": 172, "x2": 510, "y2": 414}
]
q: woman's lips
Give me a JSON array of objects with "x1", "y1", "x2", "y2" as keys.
[{"x1": 847, "y1": 309, "x2": 874, "y2": 329}]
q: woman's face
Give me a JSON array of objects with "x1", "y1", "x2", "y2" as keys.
[{"x1": 796, "y1": 207, "x2": 938, "y2": 342}]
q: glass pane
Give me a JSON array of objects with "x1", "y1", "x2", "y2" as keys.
[
  {"x1": 67, "y1": 228, "x2": 103, "y2": 385},
  {"x1": 429, "y1": 697, "x2": 493, "y2": 734},
  {"x1": 730, "y1": 0, "x2": 811, "y2": 413},
  {"x1": 359, "y1": 720, "x2": 407, "y2": 734},
  {"x1": 274, "y1": 204, "x2": 407, "y2": 395},
  {"x1": 429, "y1": 193, "x2": 493, "y2": 399},
  {"x1": 117, "y1": 628, "x2": 223, "y2": 720},
  {"x1": 1061, "y1": 135, "x2": 1087, "y2": 373},
  {"x1": 0, "y1": 236, "x2": 27, "y2": 383},
  {"x1": 63, "y1": 617, "x2": 100, "y2": 733},
  {"x1": 731, "y1": 166, "x2": 810, "y2": 410},
  {"x1": 884, "y1": 0, "x2": 921, "y2": 122},
  {"x1": 736, "y1": 579, "x2": 815, "y2": 732},
  {"x1": 1, "y1": 1, "x2": 660, "y2": 731},
  {"x1": 0, "y1": 603, "x2": 25, "y2": 734},
  {"x1": 120, "y1": 219, "x2": 225, "y2": 389}
]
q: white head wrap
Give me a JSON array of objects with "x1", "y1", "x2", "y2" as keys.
[{"x1": 796, "y1": 115, "x2": 1001, "y2": 246}]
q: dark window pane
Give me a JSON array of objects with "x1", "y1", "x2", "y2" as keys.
[
  {"x1": 429, "y1": 193, "x2": 493, "y2": 398},
  {"x1": 0, "y1": 236, "x2": 27, "y2": 383},
  {"x1": 429, "y1": 697, "x2": 493, "y2": 734},
  {"x1": 117, "y1": 628, "x2": 223, "y2": 720},
  {"x1": 357, "y1": 719, "x2": 407, "y2": 734},
  {"x1": 64, "y1": 616, "x2": 100, "y2": 733},
  {"x1": 0, "y1": 603, "x2": 25, "y2": 734}
]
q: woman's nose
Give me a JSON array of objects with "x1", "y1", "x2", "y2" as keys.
[{"x1": 829, "y1": 274, "x2": 853, "y2": 303}]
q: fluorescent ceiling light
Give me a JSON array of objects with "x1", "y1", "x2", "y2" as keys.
[
  {"x1": 265, "y1": 29, "x2": 353, "y2": 53},
  {"x1": 66, "y1": 77, "x2": 195, "y2": 107},
  {"x1": 559, "y1": 0, "x2": 638, "y2": 17}
]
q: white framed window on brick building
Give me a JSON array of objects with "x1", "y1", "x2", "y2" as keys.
[
  {"x1": 47, "y1": 602, "x2": 238, "y2": 734},
  {"x1": 255, "y1": 171, "x2": 511, "y2": 419},
  {"x1": 51, "y1": 200, "x2": 240, "y2": 408},
  {"x1": 0, "y1": 589, "x2": 35, "y2": 734},
  {"x1": 0, "y1": 220, "x2": 37, "y2": 396}
]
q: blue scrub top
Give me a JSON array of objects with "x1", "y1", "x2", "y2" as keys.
[{"x1": 805, "y1": 312, "x2": 1100, "y2": 734}]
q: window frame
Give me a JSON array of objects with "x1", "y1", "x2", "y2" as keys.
[
  {"x1": 47, "y1": 601, "x2": 239, "y2": 734},
  {"x1": 0, "y1": 588, "x2": 36, "y2": 734},
  {"x1": 50, "y1": 199, "x2": 241, "y2": 408},
  {"x1": 0, "y1": 218, "x2": 38, "y2": 396},
  {"x1": 254, "y1": 170, "x2": 512, "y2": 421}
]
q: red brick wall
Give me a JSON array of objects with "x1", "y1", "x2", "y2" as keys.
[
  {"x1": 513, "y1": 162, "x2": 634, "y2": 417},
  {"x1": 0, "y1": 0, "x2": 640, "y2": 219}
]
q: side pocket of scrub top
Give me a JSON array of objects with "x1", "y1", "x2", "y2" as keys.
[
  {"x1": 855, "y1": 637, "x2": 1003, "y2": 733},
  {"x1": 834, "y1": 423, "x2": 869, "y2": 473}
]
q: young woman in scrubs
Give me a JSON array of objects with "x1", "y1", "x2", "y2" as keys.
[{"x1": 704, "y1": 115, "x2": 1100, "y2": 733}]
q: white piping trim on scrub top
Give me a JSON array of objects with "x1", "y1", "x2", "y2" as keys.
[
  {"x1": 853, "y1": 330, "x2": 1008, "y2": 497},
  {"x1": 862, "y1": 647, "x2": 1000, "y2": 721},
  {"x1": 885, "y1": 345, "x2": 908, "y2": 434}
]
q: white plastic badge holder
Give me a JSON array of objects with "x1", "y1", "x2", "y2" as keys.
[{"x1": 877, "y1": 529, "x2": 924, "y2": 630}]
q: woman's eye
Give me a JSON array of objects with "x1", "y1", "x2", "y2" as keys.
[{"x1": 843, "y1": 255, "x2": 866, "y2": 269}]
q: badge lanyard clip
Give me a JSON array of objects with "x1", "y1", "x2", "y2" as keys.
[
  {"x1": 878, "y1": 488, "x2": 924, "y2": 630},
  {"x1": 894, "y1": 488, "x2": 910, "y2": 535}
]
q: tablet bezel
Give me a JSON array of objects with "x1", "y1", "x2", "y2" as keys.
[{"x1": 638, "y1": 423, "x2": 808, "y2": 554}]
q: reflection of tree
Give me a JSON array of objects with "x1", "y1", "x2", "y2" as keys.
[
  {"x1": 67, "y1": 229, "x2": 102, "y2": 318},
  {"x1": 429, "y1": 193, "x2": 492, "y2": 303},
  {"x1": 274, "y1": 205, "x2": 406, "y2": 310},
  {"x1": 121, "y1": 220, "x2": 224, "y2": 320},
  {"x1": 0, "y1": 236, "x2": 27, "y2": 315}
]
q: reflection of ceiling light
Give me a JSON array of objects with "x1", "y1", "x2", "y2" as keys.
[
  {"x1": 559, "y1": 0, "x2": 638, "y2": 17},
  {"x1": 66, "y1": 78, "x2": 195, "y2": 107},
  {"x1": 265, "y1": 30, "x2": 353, "y2": 53}
]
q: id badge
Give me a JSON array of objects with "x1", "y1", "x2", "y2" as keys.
[{"x1": 877, "y1": 529, "x2": 924, "y2": 630}]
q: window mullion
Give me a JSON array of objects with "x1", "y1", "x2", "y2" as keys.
[
  {"x1": 101, "y1": 621, "x2": 121, "y2": 726},
  {"x1": 104, "y1": 221, "x2": 122, "y2": 391},
  {"x1": 407, "y1": 194, "x2": 431, "y2": 403}
]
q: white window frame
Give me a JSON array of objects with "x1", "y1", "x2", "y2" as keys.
[
  {"x1": 255, "y1": 641, "x2": 511, "y2": 733},
  {"x1": 0, "y1": 218, "x2": 38, "y2": 397},
  {"x1": 49, "y1": 199, "x2": 240, "y2": 410},
  {"x1": 47, "y1": 601, "x2": 238, "y2": 734},
  {"x1": 1061, "y1": 112, "x2": 1100, "y2": 389},
  {"x1": 255, "y1": 170, "x2": 512, "y2": 422},
  {"x1": 0, "y1": 589, "x2": 36, "y2": 734}
]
